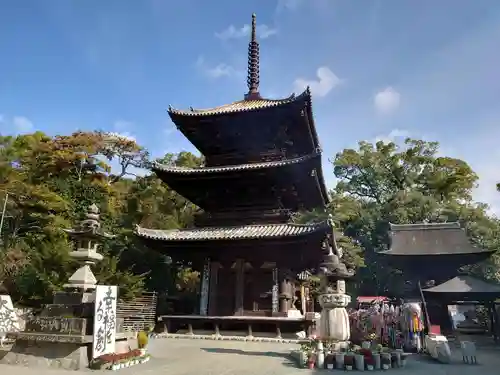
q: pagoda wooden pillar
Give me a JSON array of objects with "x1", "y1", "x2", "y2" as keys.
[
  {"x1": 234, "y1": 259, "x2": 245, "y2": 315},
  {"x1": 199, "y1": 258, "x2": 210, "y2": 315},
  {"x1": 208, "y1": 262, "x2": 221, "y2": 316},
  {"x1": 279, "y1": 269, "x2": 293, "y2": 314}
]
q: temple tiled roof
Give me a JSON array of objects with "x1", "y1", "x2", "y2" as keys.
[
  {"x1": 422, "y1": 275, "x2": 500, "y2": 295},
  {"x1": 381, "y1": 222, "x2": 493, "y2": 256},
  {"x1": 168, "y1": 89, "x2": 310, "y2": 117},
  {"x1": 135, "y1": 221, "x2": 331, "y2": 241},
  {"x1": 152, "y1": 152, "x2": 319, "y2": 175}
]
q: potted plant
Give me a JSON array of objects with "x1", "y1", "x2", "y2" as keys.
[
  {"x1": 137, "y1": 330, "x2": 149, "y2": 356},
  {"x1": 381, "y1": 355, "x2": 391, "y2": 370},
  {"x1": 400, "y1": 353, "x2": 409, "y2": 367},
  {"x1": 354, "y1": 350, "x2": 365, "y2": 371},
  {"x1": 344, "y1": 354, "x2": 354, "y2": 371},
  {"x1": 307, "y1": 352, "x2": 316, "y2": 369},
  {"x1": 363, "y1": 332, "x2": 377, "y2": 349},
  {"x1": 335, "y1": 351, "x2": 345, "y2": 369},
  {"x1": 325, "y1": 353, "x2": 335, "y2": 369},
  {"x1": 365, "y1": 357, "x2": 375, "y2": 371}
]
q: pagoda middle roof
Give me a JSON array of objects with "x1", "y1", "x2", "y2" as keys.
[
  {"x1": 152, "y1": 152, "x2": 318, "y2": 175},
  {"x1": 380, "y1": 222, "x2": 493, "y2": 256},
  {"x1": 135, "y1": 220, "x2": 331, "y2": 242},
  {"x1": 168, "y1": 89, "x2": 310, "y2": 117}
]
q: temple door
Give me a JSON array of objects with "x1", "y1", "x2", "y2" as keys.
[
  {"x1": 215, "y1": 266, "x2": 235, "y2": 316},
  {"x1": 243, "y1": 267, "x2": 273, "y2": 315}
]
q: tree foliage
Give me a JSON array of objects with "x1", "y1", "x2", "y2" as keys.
[
  {"x1": 0, "y1": 130, "x2": 498, "y2": 306},
  {"x1": 0, "y1": 131, "x2": 200, "y2": 305},
  {"x1": 300, "y1": 138, "x2": 500, "y2": 295}
]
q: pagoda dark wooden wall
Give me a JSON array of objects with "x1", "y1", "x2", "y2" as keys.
[{"x1": 199, "y1": 257, "x2": 299, "y2": 317}]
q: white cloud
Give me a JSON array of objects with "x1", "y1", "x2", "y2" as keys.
[
  {"x1": 374, "y1": 87, "x2": 401, "y2": 115},
  {"x1": 371, "y1": 129, "x2": 410, "y2": 144},
  {"x1": 109, "y1": 120, "x2": 136, "y2": 142},
  {"x1": 293, "y1": 66, "x2": 341, "y2": 98},
  {"x1": 13, "y1": 116, "x2": 34, "y2": 133},
  {"x1": 195, "y1": 56, "x2": 242, "y2": 79},
  {"x1": 215, "y1": 24, "x2": 277, "y2": 40}
]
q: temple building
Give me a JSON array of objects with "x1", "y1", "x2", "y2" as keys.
[
  {"x1": 380, "y1": 222, "x2": 494, "y2": 282},
  {"x1": 379, "y1": 222, "x2": 496, "y2": 333},
  {"x1": 135, "y1": 14, "x2": 334, "y2": 330}
]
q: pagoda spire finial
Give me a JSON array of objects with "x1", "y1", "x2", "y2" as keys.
[{"x1": 245, "y1": 13, "x2": 261, "y2": 100}]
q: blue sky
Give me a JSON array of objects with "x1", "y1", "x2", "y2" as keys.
[{"x1": 1, "y1": 0, "x2": 500, "y2": 212}]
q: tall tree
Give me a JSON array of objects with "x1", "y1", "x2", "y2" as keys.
[{"x1": 329, "y1": 138, "x2": 499, "y2": 294}]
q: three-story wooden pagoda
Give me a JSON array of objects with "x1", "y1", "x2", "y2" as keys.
[{"x1": 135, "y1": 14, "x2": 332, "y2": 328}]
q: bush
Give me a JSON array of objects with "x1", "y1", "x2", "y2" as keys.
[{"x1": 137, "y1": 330, "x2": 149, "y2": 349}]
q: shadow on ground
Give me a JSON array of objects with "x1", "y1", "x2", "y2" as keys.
[{"x1": 201, "y1": 347, "x2": 289, "y2": 359}]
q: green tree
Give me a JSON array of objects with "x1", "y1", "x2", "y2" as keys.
[{"x1": 328, "y1": 138, "x2": 499, "y2": 294}]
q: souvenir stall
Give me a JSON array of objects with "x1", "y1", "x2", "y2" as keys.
[
  {"x1": 399, "y1": 302, "x2": 425, "y2": 352},
  {"x1": 349, "y1": 302, "x2": 405, "y2": 349}
]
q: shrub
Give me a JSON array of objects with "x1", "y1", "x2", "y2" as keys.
[{"x1": 137, "y1": 330, "x2": 149, "y2": 349}]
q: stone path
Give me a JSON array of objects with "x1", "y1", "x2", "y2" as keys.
[{"x1": 1, "y1": 338, "x2": 499, "y2": 374}]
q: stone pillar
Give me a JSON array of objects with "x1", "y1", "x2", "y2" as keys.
[
  {"x1": 199, "y1": 258, "x2": 210, "y2": 316},
  {"x1": 271, "y1": 268, "x2": 279, "y2": 313},
  {"x1": 318, "y1": 280, "x2": 351, "y2": 342}
]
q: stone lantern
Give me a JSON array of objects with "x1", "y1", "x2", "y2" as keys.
[
  {"x1": 317, "y1": 221, "x2": 355, "y2": 347},
  {"x1": 62, "y1": 204, "x2": 114, "y2": 291},
  {"x1": 1, "y1": 204, "x2": 117, "y2": 371}
]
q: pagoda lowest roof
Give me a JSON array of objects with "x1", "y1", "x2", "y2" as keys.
[
  {"x1": 135, "y1": 220, "x2": 331, "y2": 242},
  {"x1": 381, "y1": 222, "x2": 494, "y2": 256}
]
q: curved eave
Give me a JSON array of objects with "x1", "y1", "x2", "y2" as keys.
[
  {"x1": 313, "y1": 158, "x2": 330, "y2": 205},
  {"x1": 152, "y1": 152, "x2": 327, "y2": 211},
  {"x1": 377, "y1": 249, "x2": 495, "y2": 257},
  {"x1": 134, "y1": 220, "x2": 331, "y2": 243},
  {"x1": 152, "y1": 152, "x2": 319, "y2": 176},
  {"x1": 303, "y1": 91, "x2": 321, "y2": 152},
  {"x1": 376, "y1": 250, "x2": 495, "y2": 273},
  {"x1": 389, "y1": 222, "x2": 461, "y2": 231},
  {"x1": 167, "y1": 89, "x2": 310, "y2": 117}
]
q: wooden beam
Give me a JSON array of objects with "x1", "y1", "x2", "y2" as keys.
[{"x1": 234, "y1": 259, "x2": 245, "y2": 315}]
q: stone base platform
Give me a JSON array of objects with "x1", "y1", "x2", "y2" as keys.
[
  {"x1": 156, "y1": 332, "x2": 302, "y2": 344},
  {"x1": 1, "y1": 333, "x2": 133, "y2": 371},
  {"x1": 0, "y1": 339, "x2": 91, "y2": 370}
]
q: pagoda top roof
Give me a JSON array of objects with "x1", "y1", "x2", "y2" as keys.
[
  {"x1": 152, "y1": 151, "x2": 319, "y2": 175},
  {"x1": 135, "y1": 220, "x2": 331, "y2": 242},
  {"x1": 168, "y1": 89, "x2": 310, "y2": 117},
  {"x1": 380, "y1": 222, "x2": 493, "y2": 256},
  {"x1": 168, "y1": 14, "x2": 311, "y2": 118}
]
